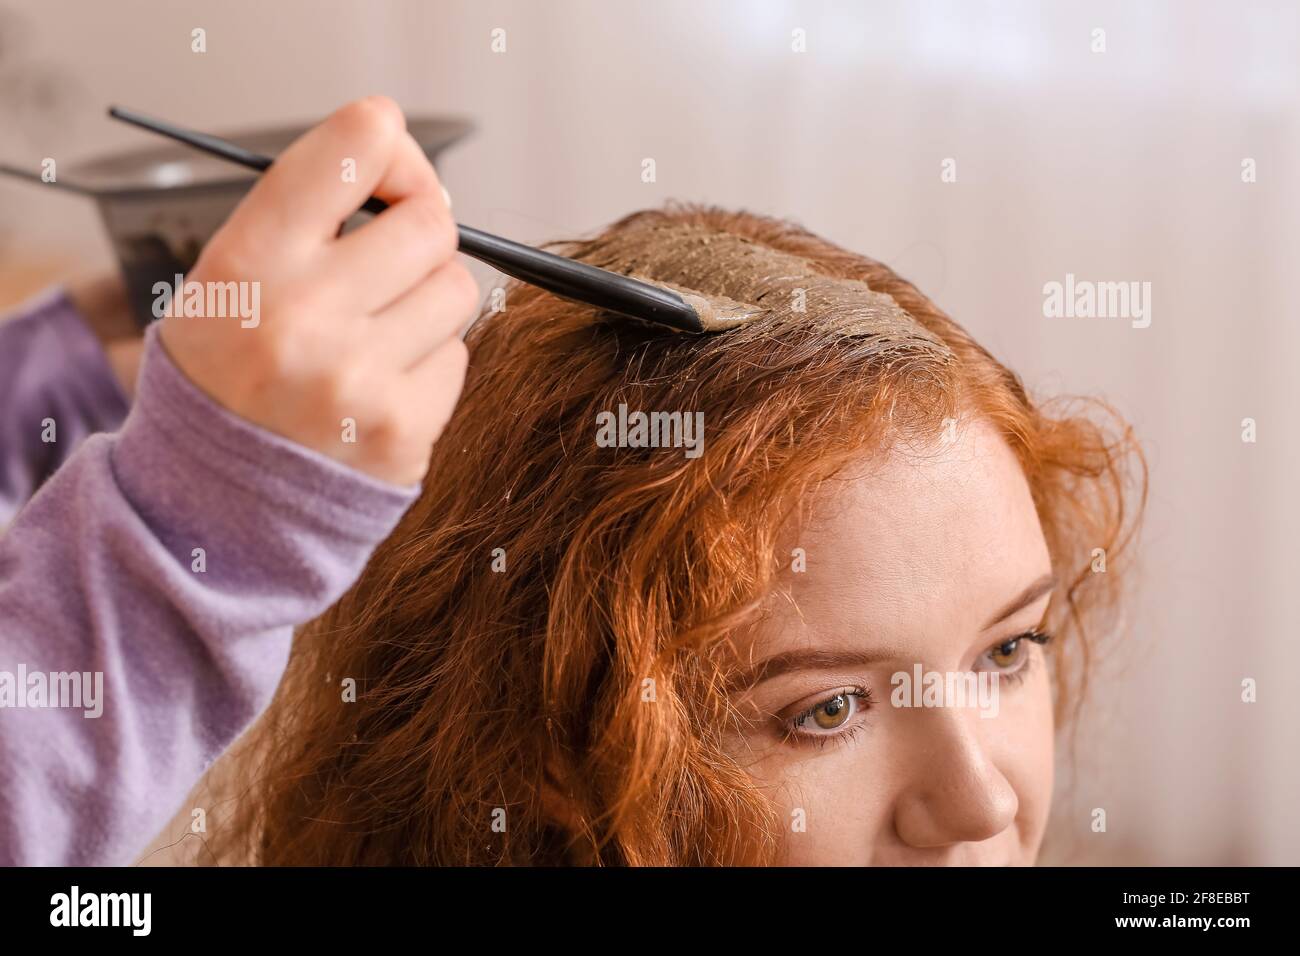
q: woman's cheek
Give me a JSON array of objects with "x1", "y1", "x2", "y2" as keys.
[{"x1": 747, "y1": 743, "x2": 889, "y2": 866}]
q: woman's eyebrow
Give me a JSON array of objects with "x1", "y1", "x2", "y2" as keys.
[
  {"x1": 729, "y1": 648, "x2": 903, "y2": 692},
  {"x1": 732, "y1": 573, "x2": 1058, "y2": 691},
  {"x1": 982, "y1": 572, "x2": 1057, "y2": 631}
]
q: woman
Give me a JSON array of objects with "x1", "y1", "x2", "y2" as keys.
[{"x1": 214, "y1": 204, "x2": 1143, "y2": 866}]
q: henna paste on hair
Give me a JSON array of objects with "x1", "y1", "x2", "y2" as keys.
[{"x1": 581, "y1": 220, "x2": 940, "y2": 342}]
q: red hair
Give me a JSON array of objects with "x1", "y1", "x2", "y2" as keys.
[{"x1": 213, "y1": 205, "x2": 1144, "y2": 865}]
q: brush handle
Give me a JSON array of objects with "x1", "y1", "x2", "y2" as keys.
[
  {"x1": 106, "y1": 106, "x2": 705, "y2": 333},
  {"x1": 357, "y1": 196, "x2": 702, "y2": 331},
  {"x1": 454, "y1": 225, "x2": 703, "y2": 331}
]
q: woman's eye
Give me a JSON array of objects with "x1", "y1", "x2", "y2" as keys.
[
  {"x1": 811, "y1": 693, "x2": 852, "y2": 729},
  {"x1": 786, "y1": 688, "x2": 872, "y2": 740},
  {"x1": 989, "y1": 638, "x2": 1025, "y2": 669},
  {"x1": 977, "y1": 630, "x2": 1052, "y2": 675}
]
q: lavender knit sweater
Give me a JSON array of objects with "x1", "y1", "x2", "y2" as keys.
[{"x1": 0, "y1": 290, "x2": 420, "y2": 865}]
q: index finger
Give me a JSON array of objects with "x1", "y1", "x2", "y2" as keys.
[{"x1": 224, "y1": 96, "x2": 442, "y2": 249}]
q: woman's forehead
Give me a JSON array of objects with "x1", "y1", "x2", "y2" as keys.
[{"x1": 744, "y1": 420, "x2": 1052, "y2": 659}]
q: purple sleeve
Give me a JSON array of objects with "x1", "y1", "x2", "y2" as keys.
[
  {"x1": 0, "y1": 324, "x2": 420, "y2": 865},
  {"x1": 0, "y1": 288, "x2": 131, "y2": 525}
]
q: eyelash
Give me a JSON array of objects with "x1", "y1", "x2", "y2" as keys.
[{"x1": 776, "y1": 631, "x2": 1055, "y2": 749}]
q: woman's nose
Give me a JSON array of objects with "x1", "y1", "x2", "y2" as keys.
[{"x1": 890, "y1": 708, "x2": 1019, "y2": 848}]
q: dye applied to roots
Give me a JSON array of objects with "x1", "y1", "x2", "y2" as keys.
[{"x1": 582, "y1": 220, "x2": 940, "y2": 342}]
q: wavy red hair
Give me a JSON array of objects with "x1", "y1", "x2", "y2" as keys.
[{"x1": 212, "y1": 204, "x2": 1144, "y2": 865}]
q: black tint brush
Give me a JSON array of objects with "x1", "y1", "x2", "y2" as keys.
[{"x1": 106, "y1": 105, "x2": 732, "y2": 334}]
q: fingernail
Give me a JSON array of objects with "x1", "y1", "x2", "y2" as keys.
[{"x1": 441, "y1": 184, "x2": 453, "y2": 210}]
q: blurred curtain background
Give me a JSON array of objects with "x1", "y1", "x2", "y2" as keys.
[{"x1": 2, "y1": 0, "x2": 1296, "y2": 865}]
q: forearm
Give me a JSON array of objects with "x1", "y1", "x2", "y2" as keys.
[{"x1": 0, "y1": 327, "x2": 419, "y2": 865}]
